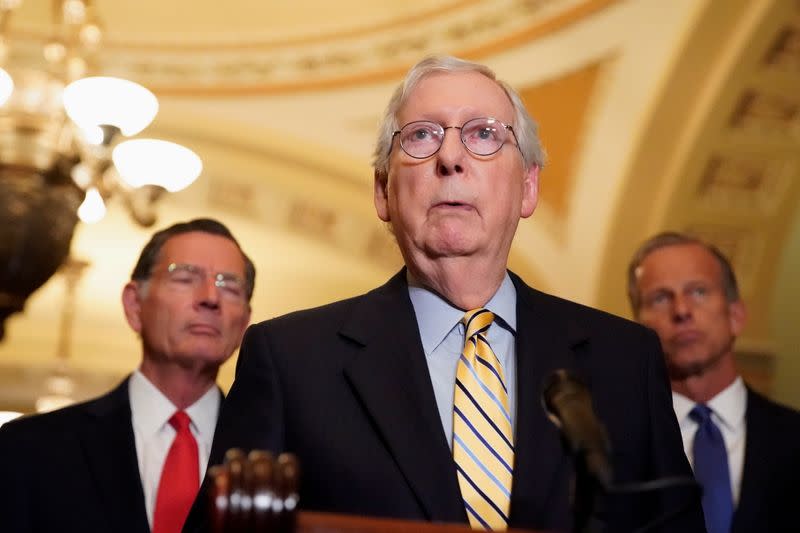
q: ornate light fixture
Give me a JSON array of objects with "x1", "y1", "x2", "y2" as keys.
[{"x1": 0, "y1": 0, "x2": 203, "y2": 339}]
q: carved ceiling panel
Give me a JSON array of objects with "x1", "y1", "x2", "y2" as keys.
[{"x1": 12, "y1": 0, "x2": 619, "y2": 94}]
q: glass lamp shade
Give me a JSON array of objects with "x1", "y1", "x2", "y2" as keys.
[
  {"x1": 0, "y1": 68, "x2": 13, "y2": 106},
  {"x1": 112, "y1": 139, "x2": 202, "y2": 192},
  {"x1": 0, "y1": 411, "x2": 22, "y2": 428},
  {"x1": 77, "y1": 187, "x2": 107, "y2": 223},
  {"x1": 62, "y1": 76, "x2": 158, "y2": 136}
]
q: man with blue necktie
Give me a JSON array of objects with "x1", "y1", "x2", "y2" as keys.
[
  {"x1": 186, "y1": 55, "x2": 704, "y2": 532},
  {"x1": 628, "y1": 232, "x2": 800, "y2": 533}
]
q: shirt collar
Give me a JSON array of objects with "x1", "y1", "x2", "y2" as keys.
[
  {"x1": 672, "y1": 376, "x2": 747, "y2": 432},
  {"x1": 407, "y1": 271, "x2": 517, "y2": 356},
  {"x1": 129, "y1": 369, "x2": 221, "y2": 440}
]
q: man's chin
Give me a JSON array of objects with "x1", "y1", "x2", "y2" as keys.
[
  {"x1": 667, "y1": 360, "x2": 708, "y2": 381},
  {"x1": 666, "y1": 350, "x2": 719, "y2": 380},
  {"x1": 422, "y1": 233, "x2": 481, "y2": 258},
  {"x1": 173, "y1": 347, "x2": 228, "y2": 369}
]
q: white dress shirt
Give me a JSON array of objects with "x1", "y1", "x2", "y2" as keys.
[
  {"x1": 672, "y1": 376, "x2": 747, "y2": 505},
  {"x1": 129, "y1": 369, "x2": 221, "y2": 529}
]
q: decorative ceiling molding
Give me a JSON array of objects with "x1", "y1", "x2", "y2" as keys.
[
  {"x1": 11, "y1": 0, "x2": 618, "y2": 95},
  {"x1": 681, "y1": 224, "x2": 764, "y2": 295},
  {"x1": 685, "y1": 5, "x2": 800, "y2": 304},
  {"x1": 206, "y1": 173, "x2": 403, "y2": 271},
  {"x1": 597, "y1": 0, "x2": 800, "y2": 350},
  {"x1": 696, "y1": 154, "x2": 796, "y2": 216}
]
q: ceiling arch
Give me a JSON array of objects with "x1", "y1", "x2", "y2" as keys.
[{"x1": 597, "y1": 0, "x2": 800, "y2": 338}]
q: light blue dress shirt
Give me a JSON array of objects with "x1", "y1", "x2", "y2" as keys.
[{"x1": 408, "y1": 272, "x2": 518, "y2": 449}]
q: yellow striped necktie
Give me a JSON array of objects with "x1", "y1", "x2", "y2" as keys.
[{"x1": 453, "y1": 308, "x2": 514, "y2": 530}]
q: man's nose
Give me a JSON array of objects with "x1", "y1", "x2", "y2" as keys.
[
  {"x1": 436, "y1": 128, "x2": 465, "y2": 176},
  {"x1": 196, "y1": 277, "x2": 221, "y2": 309},
  {"x1": 671, "y1": 294, "x2": 692, "y2": 322}
]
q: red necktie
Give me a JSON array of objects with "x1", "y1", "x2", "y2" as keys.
[{"x1": 152, "y1": 411, "x2": 199, "y2": 533}]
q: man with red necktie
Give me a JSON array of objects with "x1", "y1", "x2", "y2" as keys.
[{"x1": 0, "y1": 218, "x2": 254, "y2": 533}]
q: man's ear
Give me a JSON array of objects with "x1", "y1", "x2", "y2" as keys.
[
  {"x1": 729, "y1": 300, "x2": 747, "y2": 337},
  {"x1": 121, "y1": 282, "x2": 144, "y2": 334},
  {"x1": 520, "y1": 164, "x2": 539, "y2": 219},
  {"x1": 374, "y1": 169, "x2": 391, "y2": 222}
]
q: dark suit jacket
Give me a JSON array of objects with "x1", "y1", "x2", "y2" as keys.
[
  {"x1": 731, "y1": 387, "x2": 800, "y2": 533},
  {"x1": 0, "y1": 378, "x2": 149, "y2": 533},
  {"x1": 186, "y1": 270, "x2": 705, "y2": 532}
]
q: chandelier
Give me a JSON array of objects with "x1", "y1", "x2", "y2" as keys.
[{"x1": 0, "y1": 0, "x2": 203, "y2": 340}]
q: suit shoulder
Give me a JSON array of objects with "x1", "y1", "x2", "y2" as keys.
[
  {"x1": 2, "y1": 400, "x2": 84, "y2": 435},
  {"x1": 249, "y1": 282, "x2": 391, "y2": 335},
  {"x1": 0, "y1": 388, "x2": 120, "y2": 441},
  {"x1": 748, "y1": 387, "x2": 800, "y2": 426},
  {"x1": 519, "y1": 281, "x2": 653, "y2": 340}
]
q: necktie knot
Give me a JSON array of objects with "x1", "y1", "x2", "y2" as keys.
[
  {"x1": 169, "y1": 410, "x2": 192, "y2": 433},
  {"x1": 463, "y1": 308, "x2": 494, "y2": 340},
  {"x1": 689, "y1": 403, "x2": 713, "y2": 425}
]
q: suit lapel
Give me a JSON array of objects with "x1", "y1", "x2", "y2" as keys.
[
  {"x1": 508, "y1": 273, "x2": 585, "y2": 524},
  {"x1": 339, "y1": 271, "x2": 589, "y2": 524},
  {"x1": 80, "y1": 378, "x2": 149, "y2": 533},
  {"x1": 340, "y1": 271, "x2": 466, "y2": 523}
]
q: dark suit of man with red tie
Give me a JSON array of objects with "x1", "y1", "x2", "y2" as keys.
[{"x1": 0, "y1": 219, "x2": 254, "y2": 533}]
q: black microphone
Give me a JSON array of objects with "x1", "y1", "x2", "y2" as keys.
[{"x1": 542, "y1": 369, "x2": 612, "y2": 489}]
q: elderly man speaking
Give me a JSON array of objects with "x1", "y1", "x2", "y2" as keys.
[{"x1": 186, "y1": 56, "x2": 704, "y2": 532}]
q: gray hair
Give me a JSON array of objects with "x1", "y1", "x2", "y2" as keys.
[
  {"x1": 627, "y1": 231, "x2": 740, "y2": 316},
  {"x1": 372, "y1": 55, "x2": 547, "y2": 180}
]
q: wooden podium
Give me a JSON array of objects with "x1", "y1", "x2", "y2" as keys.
[
  {"x1": 297, "y1": 511, "x2": 543, "y2": 533},
  {"x1": 205, "y1": 451, "x2": 547, "y2": 532}
]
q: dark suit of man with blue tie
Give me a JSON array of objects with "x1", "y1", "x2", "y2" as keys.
[
  {"x1": 186, "y1": 56, "x2": 705, "y2": 532},
  {"x1": 629, "y1": 232, "x2": 800, "y2": 533}
]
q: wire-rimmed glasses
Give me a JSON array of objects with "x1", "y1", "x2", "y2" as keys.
[
  {"x1": 392, "y1": 117, "x2": 519, "y2": 159},
  {"x1": 160, "y1": 262, "x2": 247, "y2": 302}
]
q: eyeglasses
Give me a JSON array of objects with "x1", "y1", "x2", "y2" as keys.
[
  {"x1": 392, "y1": 117, "x2": 520, "y2": 159},
  {"x1": 160, "y1": 263, "x2": 248, "y2": 302}
]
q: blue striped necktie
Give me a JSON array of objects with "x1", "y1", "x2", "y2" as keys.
[
  {"x1": 690, "y1": 404, "x2": 733, "y2": 533},
  {"x1": 453, "y1": 308, "x2": 514, "y2": 530}
]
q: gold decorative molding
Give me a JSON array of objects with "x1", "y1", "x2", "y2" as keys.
[
  {"x1": 206, "y1": 174, "x2": 401, "y2": 270},
  {"x1": 696, "y1": 154, "x2": 795, "y2": 215},
  {"x1": 683, "y1": 224, "x2": 763, "y2": 295},
  {"x1": 729, "y1": 90, "x2": 800, "y2": 135},
  {"x1": 7, "y1": 0, "x2": 619, "y2": 95},
  {"x1": 764, "y1": 26, "x2": 800, "y2": 71}
]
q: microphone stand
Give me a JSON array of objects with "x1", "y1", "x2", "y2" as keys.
[
  {"x1": 543, "y1": 370, "x2": 699, "y2": 533},
  {"x1": 572, "y1": 451, "x2": 607, "y2": 533}
]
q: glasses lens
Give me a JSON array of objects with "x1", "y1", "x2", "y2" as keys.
[
  {"x1": 167, "y1": 263, "x2": 202, "y2": 286},
  {"x1": 461, "y1": 118, "x2": 506, "y2": 156},
  {"x1": 166, "y1": 263, "x2": 246, "y2": 301},
  {"x1": 215, "y1": 274, "x2": 246, "y2": 299},
  {"x1": 399, "y1": 121, "x2": 444, "y2": 159}
]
